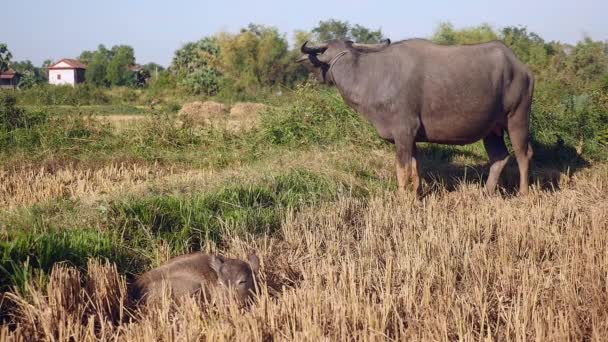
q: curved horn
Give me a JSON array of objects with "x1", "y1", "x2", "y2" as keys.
[
  {"x1": 301, "y1": 41, "x2": 328, "y2": 54},
  {"x1": 351, "y1": 39, "x2": 391, "y2": 52}
]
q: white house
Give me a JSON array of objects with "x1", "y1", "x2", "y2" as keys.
[{"x1": 48, "y1": 59, "x2": 86, "y2": 86}]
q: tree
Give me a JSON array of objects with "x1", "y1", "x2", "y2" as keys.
[
  {"x1": 432, "y1": 22, "x2": 498, "y2": 45},
  {"x1": 431, "y1": 22, "x2": 458, "y2": 45},
  {"x1": 0, "y1": 43, "x2": 12, "y2": 72},
  {"x1": 171, "y1": 37, "x2": 222, "y2": 95},
  {"x1": 41, "y1": 59, "x2": 52, "y2": 82},
  {"x1": 501, "y1": 26, "x2": 549, "y2": 70},
  {"x1": 310, "y1": 20, "x2": 385, "y2": 44},
  {"x1": 294, "y1": 30, "x2": 313, "y2": 48},
  {"x1": 567, "y1": 37, "x2": 608, "y2": 85},
  {"x1": 11, "y1": 60, "x2": 44, "y2": 87},
  {"x1": 86, "y1": 54, "x2": 109, "y2": 86},
  {"x1": 106, "y1": 45, "x2": 135, "y2": 86},
  {"x1": 81, "y1": 44, "x2": 138, "y2": 87},
  {"x1": 312, "y1": 19, "x2": 350, "y2": 42},
  {"x1": 350, "y1": 24, "x2": 383, "y2": 43},
  {"x1": 217, "y1": 24, "x2": 291, "y2": 92},
  {"x1": 18, "y1": 70, "x2": 37, "y2": 89},
  {"x1": 78, "y1": 50, "x2": 95, "y2": 66}
]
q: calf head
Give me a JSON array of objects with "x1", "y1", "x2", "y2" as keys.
[{"x1": 209, "y1": 253, "x2": 260, "y2": 304}]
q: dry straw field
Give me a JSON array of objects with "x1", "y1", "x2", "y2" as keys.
[
  {"x1": 1, "y1": 154, "x2": 607, "y2": 340},
  {"x1": 1, "y1": 86, "x2": 607, "y2": 340}
]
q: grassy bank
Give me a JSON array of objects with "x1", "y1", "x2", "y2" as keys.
[{"x1": 1, "y1": 82, "x2": 607, "y2": 340}]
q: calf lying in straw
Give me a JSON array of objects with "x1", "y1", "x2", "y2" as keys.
[{"x1": 131, "y1": 252, "x2": 260, "y2": 306}]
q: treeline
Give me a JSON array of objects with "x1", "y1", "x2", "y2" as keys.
[
  {"x1": 0, "y1": 19, "x2": 386, "y2": 92},
  {"x1": 165, "y1": 20, "x2": 386, "y2": 96},
  {"x1": 1, "y1": 20, "x2": 607, "y2": 97}
]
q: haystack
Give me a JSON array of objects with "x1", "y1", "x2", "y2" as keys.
[
  {"x1": 226, "y1": 102, "x2": 267, "y2": 132},
  {"x1": 178, "y1": 101, "x2": 228, "y2": 126},
  {"x1": 179, "y1": 101, "x2": 267, "y2": 132}
]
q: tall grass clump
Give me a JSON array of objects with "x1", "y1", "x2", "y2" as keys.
[
  {"x1": 0, "y1": 229, "x2": 136, "y2": 294},
  {"x1": 532, "y1": 82, "x2": 608, "y2": 161},
  {"x1": 0, "y1": 93, "x2": 49, "y2": 152},
  {"x1": 109, "y1": 169, "x2": 361, "y2": 254},
  {"x1": 15, "y1": 84, "x2": 111, "y2": 106},
  {"x1": 260, "y1": 82, "x2": 381, "y2": 147}
]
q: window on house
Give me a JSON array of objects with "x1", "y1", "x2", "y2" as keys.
[{"x1": 57, "y1": 74, "x2": 61, "y2": 80}]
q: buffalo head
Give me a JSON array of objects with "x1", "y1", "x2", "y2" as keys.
[{"x1": 296, "y1": 39, "x2": 391, "y2": 83}]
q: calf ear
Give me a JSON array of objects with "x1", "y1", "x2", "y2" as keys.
[
  {"x1": 247, "y1": 254, "x2": 260, "y2": 274},
  {"x1": 209, "y1": 255, "x2": 224, "y2": 274}
]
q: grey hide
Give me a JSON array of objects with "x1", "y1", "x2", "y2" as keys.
[{"x1": 297, "y1": 39, "x2": 534, "y2": 195}]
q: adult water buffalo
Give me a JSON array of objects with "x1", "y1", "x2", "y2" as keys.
[{"x1": 297, "y1": 39, "x2": 534, "y2": 195}]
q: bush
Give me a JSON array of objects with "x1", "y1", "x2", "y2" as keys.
[
  {"x1": 260, "y1": 82, "x2": 381, "y2": 147},
  {"x1": 178, "y1": 67, "x2": 221, "y2": 95},
  {"x1": 15, "y1": 84, "x2": 110, "y2": 106},
  {"x1": 0, "y1": 93, "x2": 116, "y2": 156},
  {"x1": 532, "y1": 82, "x2": 608, "y2": 160},
  {"x1": 108, "y1": 168, "x2": 350, "y2": 252},
  {"x1": 0, "y1": 93, "x2": 50, "y2": 150}
]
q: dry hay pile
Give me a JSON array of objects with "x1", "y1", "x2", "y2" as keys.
[{"x1": 179, "y1": 101, "x2": 266, "y2": 133}]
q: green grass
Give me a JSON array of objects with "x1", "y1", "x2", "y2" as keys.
[
  {"x1": 1, "y1": 80, "x2": 605, "y2": 300},
  {"x1": 0, "y1": 168, "x2": 366, "y2": 293},
  {"x1": 21, "y1": 104, "x2": 149, "y2": 116}
]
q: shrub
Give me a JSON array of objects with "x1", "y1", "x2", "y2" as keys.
[
  {"x1": 178, "y1": 67, "x2": 221, "y2": 95},
  {"x1": 260, "y1": 82, "x2": 381, "y2": 147},
  {"x1": 532, "y1": 82, "x2": 608, "y2": 160},
  {"x1": 108, "y1": 169, "x2": 350, "y2": 252},
  {"x1": 15, "y1": 84, "x2": 110, "y2": 106}
]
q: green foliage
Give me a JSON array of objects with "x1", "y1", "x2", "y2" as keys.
[
  {"x1": 501, "y1": 26, "x2": 549, "y2": 69},
  {"x1": 86, "y1": 49, "x2": 110, "y2": 86},
  {"x1": 217, "y1": 24, "x2": 291, "y2": 93},
  {"x1": 261, "y1": 83, "x2": 381, "y2": 147},
  {"x1": 82, "y1": 44, "x2": 139, "y2": 87},
  {"x1": 0, "y1": 43, "x2": 11, "y2": 72},
  {"x1": 15, "y1": 84, "x2": 110, "y2": 106},
  {"x1": 310, "y1": 19, "x2": 384, "y2": 43},
  {"x1": 532, "y1": 82, "x2": 608, "y2": 159},
  {"x1": 0, "y1": 93, "x2": 118, "y2": 157},
  {"x1": 106, "y1": 45, "x2": 136, "y2": 86},
  {"x1": 109, "y1": 168, "x2": 347, "y2": 252},
  {"x1": 312, "y1": 19, "x2": 350, "y2": 41},
  {"x1": 0, "y1": 93, "x2": 48, "y2": 131},
  {"x1": 350, "y1": 24, "x2": 384, "y2": 44},
  {"x1": 17, "y1": 70, "x2": 38, "y2": 89},
  {"x1": 0, "y1": 93, "x2": 49, "y2": 151},
  {"x1": 11, "y1": 60, "x2": 45, "y2": 87},
  {"x1": 0, "y1": 229, "x2": 131, "y2": 293},
  {"x1": 172, "y1": 37, "x2": 222, "y2": 95},
  {"x1": 179, "y1": 67, "x2": 221, "y2": 95},
  {"x1": 567, "y1": 38, "x2": 608, "y2": 85},
  {"x1": 432, "y1": 22, "x2": 498, "y2": 45}
]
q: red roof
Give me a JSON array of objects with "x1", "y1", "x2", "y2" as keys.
[
  {"x1": 48, "y1": 58, "x2": 87, "y2": 70},
  {"x1": 0, "y1": 69, "x2": 18, "y2": 79}
]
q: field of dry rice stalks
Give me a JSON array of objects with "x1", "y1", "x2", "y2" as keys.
[{"x1": 1, "y1": 160, "x2": 606, "y2": 341}]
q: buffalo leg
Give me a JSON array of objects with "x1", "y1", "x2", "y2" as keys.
[
  {"x1": 507, "y1": 106, "x2": 534, "y2": 195},
  {"x1": 411, "y1": 145, "x2": 421, "y2": 196},
  {"x1": 395, "y1": 134, "x2": 416, "y2": 193},
  {"x1": 483, "y1": 132, "x2": 509, "y2": 193},
  {"x1": 395, "y1": 155, "x2": 411, "y2": 193}
]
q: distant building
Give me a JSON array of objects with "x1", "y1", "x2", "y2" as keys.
[
  {"x1": 0, "y1": 69, "x2": 20, "y2": 89},
  {"x1": 48, "y1": 59, "x2": 86, "y2": 86}
]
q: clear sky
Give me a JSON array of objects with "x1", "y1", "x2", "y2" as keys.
[{"x1": 3, "y1": 0, "x2": 607, "y2": 67}]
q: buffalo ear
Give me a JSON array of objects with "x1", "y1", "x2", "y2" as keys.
[
  {"x1": 247, "y1": 253, "x2": 260, "y2": 274},
  {"x1": 209, "y1": 255, "x2": 224, "y2": 274}
]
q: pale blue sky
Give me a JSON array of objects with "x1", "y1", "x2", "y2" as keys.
[{"x1": 3, "y1": 0, "x2": 607, "y2": 66}]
